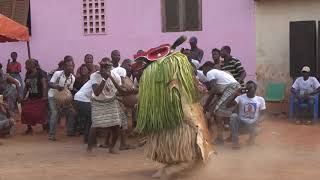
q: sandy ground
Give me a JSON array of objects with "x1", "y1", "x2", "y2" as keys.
[{"x1": 1, "y1": 116, "x2": 320, "y2": 180}]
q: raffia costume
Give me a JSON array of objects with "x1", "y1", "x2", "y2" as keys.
[{"x1": 134, "y1": 41, "x2": 214, "y2": 177}]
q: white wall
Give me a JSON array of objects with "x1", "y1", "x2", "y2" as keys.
[{"x1": 255, "y1": 0, "x2": 320, "y2": 96}]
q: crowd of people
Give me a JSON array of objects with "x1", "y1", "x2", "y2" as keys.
[{"x1": 0, "y1": 36, "x2": 268, "y2": 152}]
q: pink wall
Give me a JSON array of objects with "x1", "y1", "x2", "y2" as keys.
[{"x1": 0, "y1": 0, "x2": 256, "y2": 79}]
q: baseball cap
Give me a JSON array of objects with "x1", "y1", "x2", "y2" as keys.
[{"x1": 301, "y1": 66, "x2": 310, "y2": 73}]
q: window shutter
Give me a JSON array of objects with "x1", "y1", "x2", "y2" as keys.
[
  {"x1": 162, "y1": 0, "x2": 181, "y2": 32},
  {"x1": 12, "y1": 0, "x2": 29, "y2": 25},
  {"x1": 0, "y1": 0, "x2": 14, "y2": 18},
  {"x1": 184, "y1": 0, "x2": 202, "y2": 31}
]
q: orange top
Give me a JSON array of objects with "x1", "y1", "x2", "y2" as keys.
[{"x1": 7, "y1": 61, "x2": 21, "y2": 73}]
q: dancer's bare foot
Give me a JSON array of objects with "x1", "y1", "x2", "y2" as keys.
[
  {"x1": 109, "y1": 147, "x2": 120, "y2": 154},
  {"x1": 152, "y1": 169, "x2": 163, "y2": 179}
]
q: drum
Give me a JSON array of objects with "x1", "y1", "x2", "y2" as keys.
[
  {"x1": 119, "y1": 77, "x2": 138, "y2": 108},
  {"x1": 54, "y1": 88, "x2": 73, "y2": 108}
]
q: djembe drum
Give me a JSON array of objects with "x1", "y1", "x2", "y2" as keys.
[
  {"x1": 117, "y1": 76, "x2": 138, "y2": 130},
  {"x1": 54, "y1": 88, "x2": 74, "y2": 111}
]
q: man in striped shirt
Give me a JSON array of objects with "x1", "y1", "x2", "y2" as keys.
[{"x1": 221, "y1": 46, "x2": 246, "y2": 85}]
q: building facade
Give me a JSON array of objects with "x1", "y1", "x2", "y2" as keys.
[
  {"x1": 256, "y1": 0, "x2": 320, "y2": 97},
  {"x1": 0, "y1": 0, "x2": 256, "y2": 79}
]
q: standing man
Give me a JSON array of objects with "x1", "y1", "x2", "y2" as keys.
[
  {"x1": 203, "y1": 66, "x2": 241, "y2": 145},
  {"x1": 189, "y1": 37, "x2": 204, "y2": 63},
  {"x1": 111, "y1": 50, "x2": 127, "y2": 77},
  {"x1": 212, "y1": 48, "x2": 222, "y2": 69},
  {"x1": 111, "y1": 50, "x2": 121, "y2": 68},
  {"x1": 228, "y1": 81, "x2": 266, "y2": 149},
  {"x1": 221, "y1": 46, "x2": 246, "y2": 85},
  {"x1": 48, "y1": 56, "x2": 76, "y2": 141},
  {"x1": 76, "y1": 54, "x2": 99, "y2": 78},
  {"x1": 7, "y1": 52, "x2": 23, "y2": 97}
]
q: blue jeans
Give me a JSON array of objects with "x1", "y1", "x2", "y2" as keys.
[
  {"x1": 294, "y1": 96, "x2": 314, "y2": 118},
  {"x1": 229, "y1": 113, "x2": 259, "y2": 143},
  {"x1": 48, "y1": 97, "x2": 75, "y2": 137}
]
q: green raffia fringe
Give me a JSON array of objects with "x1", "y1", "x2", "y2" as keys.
[{"x1": 136, "y1": 52, "x2": 198, "y2": 134}]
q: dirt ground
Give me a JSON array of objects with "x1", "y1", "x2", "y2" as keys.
[{"x1": 1, "y1": 116, "x2": 320, "y2": 180}]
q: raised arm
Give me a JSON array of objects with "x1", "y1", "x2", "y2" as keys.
[
  {"x1": 203, "y1": 79, "x2": 217, "y2": 111},
  {"x1": 92, "y1": 80, "x2": 106, "y2": 96}
]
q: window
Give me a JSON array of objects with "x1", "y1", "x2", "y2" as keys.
[
  {"x1": 161, "y1": 0, "x2": 202, "y2": 32},
  {"x1": 0, "y1": 0, "x2": 31, "y2": 34},
  {"x1": 82, "y1": 0, "x2": 106, "y2": 35}
]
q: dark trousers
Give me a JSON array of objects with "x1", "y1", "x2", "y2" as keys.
[{"x1": 75, "y1": 100, "x2": 92, "y2": 143}]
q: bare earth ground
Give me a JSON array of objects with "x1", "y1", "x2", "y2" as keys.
[{"x1": 1, "y1": 116, "x2": 320, "y2": 180}]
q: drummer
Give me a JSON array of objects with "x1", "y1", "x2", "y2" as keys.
[{"x1": 48, "y1": 56, "x2": 75, "y2": 141}]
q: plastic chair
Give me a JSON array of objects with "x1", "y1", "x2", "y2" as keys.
[
  {"x1": 265, "y1": 82, "x2": 286, "y2": 102},
  {"x1": 265, "y1": 82, "x2": 286, "y2": 114},
  {"x1": 289, "y1": 93, "x2": 319, "y2": 123}
]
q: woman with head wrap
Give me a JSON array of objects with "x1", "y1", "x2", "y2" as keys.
[{"x1": 21, "y1": 59, "x2": 48, "y2": 134}]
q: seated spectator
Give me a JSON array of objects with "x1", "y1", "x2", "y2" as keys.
[
  {"x1": 291, "y1": 66, "x2": 320, "y2": 125},
  {"x1": 0, "y1": 100, "x2": 14, "y2": 137},
  {"x1": 76, "y1": 54, "x2": 99, "y2": 78},
  {"x1": 0, "y1": 63, "x2": 21, "y2": 117},
  {"x1": 228, "y1": 81, "x2": 266, "y2": 149}
]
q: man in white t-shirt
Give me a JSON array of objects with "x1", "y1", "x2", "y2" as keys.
[
  {"x1": 48, "y1": 56, "x2": 76, "y2": 141},
  {"x1": 291, "y1": 66, "x2": 320, "y2": 125},
  {"x1": 203, "y1": 66, "x2": 241, "y2": 145},
  {"x1": 228, "y1": 81, "x2": 266, "y2": 149}
]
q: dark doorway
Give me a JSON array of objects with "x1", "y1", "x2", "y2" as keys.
[{"x1": 289, "y1": 21, "x2": 317, "y2": 78}]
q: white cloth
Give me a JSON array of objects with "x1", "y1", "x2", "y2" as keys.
[
  {"x1": 235, "y1": 94, "x2": 266, "y2": 124},
  {"x1": 112, "y1": 67, "x2": 127, "y2": 77},
  {"x1": 292, "y1": 77, "x2": 320, "y2": 95},
  {"x1": 191, "y1": 59, "x2": 200, "y2": 69},
  {"x1": 48, "y1": 70, "x2": 75, "y2": 98},
  {"x1": 91, "y1": 71, "x2": 121, "y2": 101},
  {"x1": 74, "y1": 80, "x2": 93, "y2": 102},
  {"x1": 196, "y1": 70, "x2": 208, "y2": 82},
  {"x1": 206, "y1": 69, "x2": 237, "y2": 85},
  {"x1": 133, "y1": 78, "x2": 139, "y2": 88}
]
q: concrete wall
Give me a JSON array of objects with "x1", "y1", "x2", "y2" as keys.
[
  {"x1": 0, "y1": 0, "x2": 255, "y2": 79},
  {"x1": 256, "y1": 0, "x2": 320, "y2": 97}
]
